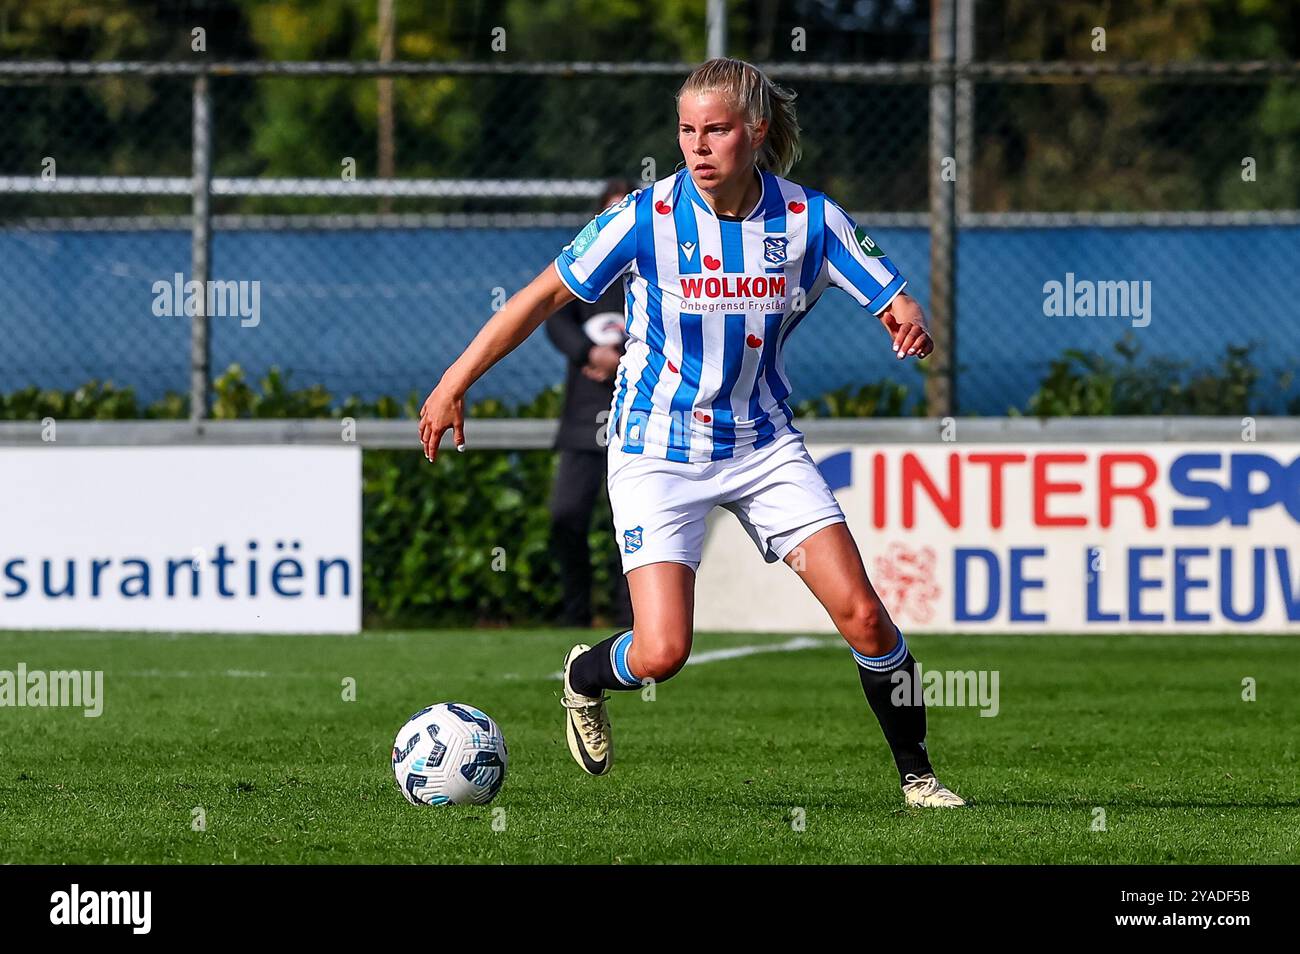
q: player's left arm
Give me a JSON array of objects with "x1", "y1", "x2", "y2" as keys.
[
  {"x1": 878, "y1": 291, "x2": 933, "y2": 360},
  {"x1": 821, "y1": 196, "x2": 932, "y2": 362}
]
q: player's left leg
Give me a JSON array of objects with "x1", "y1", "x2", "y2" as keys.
[
  {"x1": 782, "y1": 521, "x2": 967, "y2": 808},
  {"x1": 718, "y1": 434, "x2": 963, "y2": 806}
]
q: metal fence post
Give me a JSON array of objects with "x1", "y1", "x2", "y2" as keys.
[
  {"x1": 706, "y1": 0, "x2": 727, "y2": 59},
  {"x1": 190, "y1": 71, "x2": 212, "y2": 421},
  {"x1": 928, "y1": 0, "x2": 957, "y2": 417},
  {"x1": 377, "y1": 0, "x2": 395, "y2": 215},
  {"x1": 955, "y1": 0, "x2": 974, "y2": 218}
]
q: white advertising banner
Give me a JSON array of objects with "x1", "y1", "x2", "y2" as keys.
[
  {"x1": 696, "y1": 443, "x2": 1300, "y2": 634},
  {"x1": 0, "y1": 447, "x2": 360, "y2": 633}
]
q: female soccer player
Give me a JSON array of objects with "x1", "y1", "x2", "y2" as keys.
[{"x1": 419, "y1": 57, "x2": 966, "y2": 808}]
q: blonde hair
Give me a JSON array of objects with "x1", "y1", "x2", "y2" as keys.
[{"x1": 676, "y1": 57, "x2": 802, "y2": 177}]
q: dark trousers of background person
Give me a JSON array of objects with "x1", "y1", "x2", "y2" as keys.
[{"x1": 549, "y1": 448, "x2": 633, "y2": 629}]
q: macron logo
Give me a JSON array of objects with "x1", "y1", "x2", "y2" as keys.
[
  {"x1": 50, "y1": 884, "x2": 151, "y2": 934},
  {"x1": 679, "y1": 242, "x2": 696, "y2": 260}
]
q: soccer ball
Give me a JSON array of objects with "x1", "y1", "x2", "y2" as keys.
[{"x1": 392, "y1": 702, "x2": 508, "y2": 806}]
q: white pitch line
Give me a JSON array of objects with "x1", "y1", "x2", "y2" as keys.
[
  {"x1": 686, "y1": 635, "x2": 839, "y2": 664},
  {"x1": 122, "y1": 669, "x2": 271, "y2": 678},
  {"x1": 547, "y1": 635, "x2": 838, "y2": 680}
]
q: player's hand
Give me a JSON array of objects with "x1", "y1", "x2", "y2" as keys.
[
  {"x1": 417, "y1": 384, "x2": 465, "y2": 462},
  {"x1": 879, "y1": 295, "x2": 934, "y2": 360}
]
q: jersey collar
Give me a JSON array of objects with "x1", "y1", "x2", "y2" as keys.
[{"x1": 681, "y1": 166, "x2": 767, "y2": 222}]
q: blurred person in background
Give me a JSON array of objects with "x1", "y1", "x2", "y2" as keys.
[{"x1": 543, "y1": 179, "x2": 637, "y2": 630}]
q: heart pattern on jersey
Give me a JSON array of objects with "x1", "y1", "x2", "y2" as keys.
[
  {"x1": 654, "y1": 200, "x2": 671, "y2": 215},
  {"x1": 746, "y1": 334, "x2": 763, "y2": 348},
  {"x1": 787, "y1": 201, "x2": 806, "y2": 213},
  {"x1": 666, "y1": 359, "x2": 678, "y2": 373},
  {"x1": 703, "y1": 255, "x2": 721, "y2": 270},
  {"x1": 693, "y1": 410, "x2": 712, "y2": 423}
]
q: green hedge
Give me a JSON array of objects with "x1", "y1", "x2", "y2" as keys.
[
  {"x1": 360, "y1": 383, "x2": 624, "y2": 627},
  {"x1": 1020, "y1": 336, "x2": 1288, "y2": 417},
  {"x1": 3, "y1": 342, "x2": 1291, "y2": 625}
]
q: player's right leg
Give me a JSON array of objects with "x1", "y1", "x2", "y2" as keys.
[
  {"x1": 560, "y1": 435, "x2": 709, "y2": 777},
  {"x1": 561, "y1": 561, "x2": 695, "y2": 775}
]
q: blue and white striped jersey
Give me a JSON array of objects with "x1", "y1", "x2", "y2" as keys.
[{"x1": 553, "y1": 167, "x2": 908, "y2": 463}]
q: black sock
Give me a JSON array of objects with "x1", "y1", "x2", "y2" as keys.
[
  {"x1": 568, "y1": 630, "x2": 639, "y2": 696},
  {"x1": 854, "y1": 632, "x2": 934, "y2": 784}
]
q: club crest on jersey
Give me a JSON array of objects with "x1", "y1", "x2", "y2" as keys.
[
  {"x1": 762, "y1": 236, "x2": 788, "y2": 266},
  {"x1": 623, "y1": 526, "x2": 643, "y2": 554}
]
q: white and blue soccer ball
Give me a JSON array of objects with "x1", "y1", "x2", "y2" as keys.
[{"x1": 392, "y1": 703, "x2": 508, "y2": 806}]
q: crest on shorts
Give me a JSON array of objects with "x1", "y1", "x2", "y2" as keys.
[
  {"x1": 763, "y1": 236, "x2": 788, "y2": 266},
  {"x1": 623, "y1": 525, "x2": 643, "y2": 554}
]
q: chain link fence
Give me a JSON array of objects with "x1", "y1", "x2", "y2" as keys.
[{"x1": 2, "y1": 59, "x2": 1298, "y2": 417}]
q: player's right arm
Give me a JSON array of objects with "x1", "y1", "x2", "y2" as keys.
[
  {"x1": 419, "y1": 265, "x2": 576, "y2": 461},
  {"x1": 419, "y1": 190, "x2": 640, "y2": 461}
]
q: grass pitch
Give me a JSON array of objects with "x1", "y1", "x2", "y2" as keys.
[{"x1": 0, "y1": 629, "x2": 1296, "y2": 864}]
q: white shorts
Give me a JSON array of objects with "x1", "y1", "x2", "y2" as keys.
[{"x1": 606, "y1": 431, "x2": 846, "y2": 574}]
